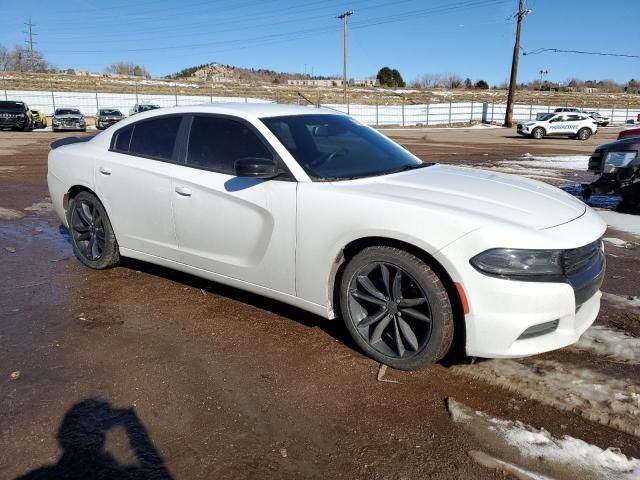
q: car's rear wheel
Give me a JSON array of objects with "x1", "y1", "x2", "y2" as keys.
[
  {"x1": 577, "y1": 127, "x2": 592, "y2": 140},
  {"x1": 68, "y1": 191, "x2": 120, "y2": 269},
  {"x1": 339, "y1": 246, "x2": 454, "y2": 370},
  {"x1": 531, "y1": 127, "x2": 545, "y2": 139}
]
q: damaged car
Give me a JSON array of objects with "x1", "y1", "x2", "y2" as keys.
[
  {"x1": 584, "y1": 136, "x2": 640, "y2": 211},
  {"x1": 52, "y1": 108, "x2": 86, "y2": 132},
  {"x1": 96, "y1": 108, "x2": 125, "y2": 130}
]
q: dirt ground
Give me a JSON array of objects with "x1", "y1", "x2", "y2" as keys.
[{"x1": 1, "y1": 127, "x2": 639, "y2": 479}]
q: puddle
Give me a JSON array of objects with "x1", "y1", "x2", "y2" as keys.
[{"x1": 560, "y1": 183, "x2": 621, "y2": 210}]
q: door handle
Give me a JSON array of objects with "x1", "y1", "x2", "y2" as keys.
[
  {"x1": 175, "y1": 186, "x2": 192, "y2": 197},
  {"x1": 98, "y1": 166, "x2": 112, "y2": 176}
]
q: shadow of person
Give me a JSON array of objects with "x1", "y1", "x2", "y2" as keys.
[{"x1": 16, "y1": 398, "x2": 173, "y2": 480}]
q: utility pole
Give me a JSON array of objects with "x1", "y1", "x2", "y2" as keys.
[
  {"x1": 504, "y1": 0, "x2": 529, "y2": 127},
  {"x1": 23, "y1": 16, "x2": 37, "y2": 71},
  {"x1": 337, "y1": 11, "x2": 353, "y2": 105}
]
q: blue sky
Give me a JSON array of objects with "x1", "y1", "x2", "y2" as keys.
[{"x1": 1, "y1": 0, "x2": 637, "y2": 84}]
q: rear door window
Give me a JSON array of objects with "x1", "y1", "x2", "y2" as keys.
[{"x1": 129, "y1": 116, "x2": 182, "y2": 161}]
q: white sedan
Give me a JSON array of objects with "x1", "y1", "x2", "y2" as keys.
[
  {"x1": 518, "y1": 112, "x2": 597, "y2": 140},
  {"x1": 48, "y1": 104, "x2": 606, "y2": 370}
]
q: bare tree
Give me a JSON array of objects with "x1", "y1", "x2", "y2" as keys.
[
  {"x1": 444, "y1": 73, "x2": 463, "y2": 89},
  {"x1": 105, "y1": 62, "x2": 150, "y2": 77},
  {"x1": 0, "y1": 44, "x2": 48, "y2": 72},
  {"x1": 0, "y1": 44, "x2": 10, "y2": 71}
]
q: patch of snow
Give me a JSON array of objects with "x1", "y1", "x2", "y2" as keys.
[
  {"x1": 602, "y1": 292, "x2": 640, "y2": 310},
  {"x1": 574, "y1": 326, "x2": 640, "y2": 363},
  {"x1": 450, "y1": 399, "x2": 640, "y2": 480},
  {"x1": 598, "y1": 210, "x2": 640, "y2": 238},
  {"x1": 453, "y1": 359, "x2": 640, "y2": 437},
  {"x1": 603, "y1": 237, "x2": 638, "y2": 249},
  {"x1": 0, "y1": 207, "x2": 24, "y2": 220},
  {"x1": 499, "y1": 155, "x2": 589, "y2": 171},
  {"x1": 468, "y1": 450, "x2": 553, "y2": 480},
  {"x1": 23, "y1": 201, "x2": 54, "y2": 215}
]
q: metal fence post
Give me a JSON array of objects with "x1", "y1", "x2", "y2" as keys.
[
  {"x1": 402, "y1": 97, "x2": 405, "y2": 127},
  {"x1": 426, "y1": 103, "x2": 430, "y2": 126},
  {"x1": 611, "y1": 105, "x2": 615, "y2": 124},
  {"x1": 50, "y1": 80, "x2": 56, "y2": 111},
  {"x1": 491, "y1": 103, "x2": 495, "y2": 123},
  {"x1": 135, "y1": 82, "x2": 139, "y2": 105},
  {"x1": 174, "y1": 84, "x2": 178, "y2": 106},
  {"x1": 316, "y1": 89, "x2": 320, "y2": 108},
  {"x1": 95, "y1": 82, "x2": 99, "y2": 112},
  {"x1": 625, "y1": 101, "x2": 629, "y2": 123},
  {"x1": 375, "y1": 96, "x2": 379, "y2": 127},
  {"x1": 470, "y1": 95, "x2": 474, "y2": 122},
  {"x1": 448, "y1": 102, "x2": 452, "y2": 126},
  {"x1": 529, "y1": 103, "x2": 533, "y2": 120}
]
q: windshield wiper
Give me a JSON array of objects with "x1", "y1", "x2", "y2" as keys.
[{"x1": 387, "y1": 163, "x2": 431, "y2": 175}]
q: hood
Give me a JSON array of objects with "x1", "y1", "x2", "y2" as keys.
[
  {"x1": 54, "y1": 114, "x2": 83, "y2": 119},
  {"x1": 336, "y1": 165, "x2": 586, "y2": 230}
]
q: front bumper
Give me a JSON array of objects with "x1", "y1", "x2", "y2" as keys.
[
  {"x1": 434, "y1": 212, "x2": 606, "y2": 358},
  {"x1": 53, "y1": 124, "x2": 86, "y2": 131},
  {"x1": 96, "y1": 118, "x2": 121, "y2": 129},
  {"x1": 516, "y1": 124, "x2": 532, "y2": 136}
]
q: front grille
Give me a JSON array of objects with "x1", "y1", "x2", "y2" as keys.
[{"x1": 563, "y1": 239, "x2": 602, "y2": 275}]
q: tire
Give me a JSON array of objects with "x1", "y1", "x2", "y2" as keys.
[
  {"x1": 577, "y1": 128, "x2": 592, "y2": 140},
  {"x1": 339, "y1": 246, "x2": 454, "y2": 370},
  {"x1": 22, "y1": 122, "x2": 33, "y2": 132},
  {"x1": 67, "y1": 191, "x2": 120, "y2": 269},
  {"x1": 531, "y1": 127, "x2": 545, "y2": 139}
]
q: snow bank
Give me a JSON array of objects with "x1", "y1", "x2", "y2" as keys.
[
  {"x1": 602, "y1": 292, "x2": 640, "y2": 310},
  {"x1": 574, "y1": 326, "x2": 640, "y2": 363},
  {"x1": 499, "y1": 155, "x2": 589, "y2": 171},
  {"x1": 453, "y1": 359, "x2": 640, "y2": 437},
  {"x1": 450, "y1": 399, "x2": 640, "y2": 480},
  {"x1": 598, "y1": 210, "x2": 640, "y2": 237}
]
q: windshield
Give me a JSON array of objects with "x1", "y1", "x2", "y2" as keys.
[
  {"x1": 538, "y1": 113, "x2": 555, "y2": 121},
  {"x1": 56, "y1": 109, "x2": 81, "y2": 115},
  {"x1": 100, "y1": 109, "x2": 122, "y2": 116},
  {"x1": 261, "y1": 114, "x2": 427, "y2": 180},
  {"x1": 0, "y1": 101, "x2": 25, "y2": 111},
  {"x1": 139, "y1": 105, "x2": 160, "y2": 111}
]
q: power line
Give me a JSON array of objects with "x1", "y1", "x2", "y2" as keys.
[{"x1": 523, "y1": 48, "x2": 640, "y2": 59}]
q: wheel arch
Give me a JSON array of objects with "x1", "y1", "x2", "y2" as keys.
[
  {"x1": 65, "y1": 185, "x2": 119, "y2": 239},
  {"x1": 327, "y1": 236, "x2": 466, "y2": 354}
]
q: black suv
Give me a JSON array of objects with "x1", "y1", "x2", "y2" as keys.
[
  {"x1": 584, "y1": 137, "x2": 640, "y2": 211},
  {"x1": 0, "y1": 101, "x2": 33, "y2": 131}
]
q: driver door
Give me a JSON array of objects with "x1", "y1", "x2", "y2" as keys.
[{"x1": 171, "y1": 114, "x2": 297, "y2": 295}]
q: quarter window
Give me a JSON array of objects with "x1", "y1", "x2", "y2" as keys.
[
  {"x1": 186, "y1": 116, "x2": 272, "y2": 174},
  {"x1": 113, "y1": 126, "x2": 133, "y2": 152},
  {"x1": 129, "y1": 116, "x2": 182, "y2": 160}
]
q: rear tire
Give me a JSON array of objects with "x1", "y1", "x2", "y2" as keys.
[
  {"x1": 67, "y1": 191, "x2": 120, "y2": 269},
  {"x1": 577, "y1": 128, "x2": 592, "y2": 140},
  {"x1": 531, "y1": 127, "x2": 545, "y2": 139},
  {"x1": 339, "y1": 246, "x2": 454, "y2": 370}
]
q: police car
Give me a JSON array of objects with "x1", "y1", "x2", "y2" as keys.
[{"x1": 517, "y1": 112, "x2": 597, "y2": 140}]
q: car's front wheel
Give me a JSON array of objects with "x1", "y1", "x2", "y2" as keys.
[
  {"x1": 68, "y1": 191, "x2": 120, "y2": 269},
  {"x1": 577, "y1": 127, "x2": 592, "y2": 140},
  {"x1": 339, "y1": 246, "x2": 454, "y2": 370},
  {"x1": 531, "y1": 127, "x2": 545, "y2": 139}
]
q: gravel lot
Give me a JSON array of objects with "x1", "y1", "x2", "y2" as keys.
[{"x1": 1, "y1": 126, "x2": 639, "y2": 479}]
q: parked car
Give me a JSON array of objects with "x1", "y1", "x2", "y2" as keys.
[
  {"x1": 96, "y1": 108, "x2": 125, "y2": 130},
  {"x1": 0, "y1": 100, "x2": 32, "y2": 131},
  {"x1": 31, "y1": 109, "x2": 48, "y2": 129},
  {"x1": 618, "y1": 127, "x2": 640, "y2": 140},
  {"x1": 584, "y1": 136, "x2": 640, "y2": 210},
  {"x1": 48, "y1": 104, "x2": 606, "y2": 370},
  {"x1": 517, "y1": 112, "x2": 597, "y2": 140},
  {"x1": 52, "y1": 108, "x2": 86, "y2": 132},
  {"x1": 130, "y1": 104, "x2": 160, "y2": 116},
  {"x1": 583, "y1": 111, "x2": 610, "y2": 127},
  {"x1": 554, "y1": 107, "x2": 581, "y2": 113}
]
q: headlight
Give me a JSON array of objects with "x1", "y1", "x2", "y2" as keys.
[
  {"x1": 470, "y1": 248, "x2": 563, "y2": 277},
  {"x1": 605, "y1": 151, "x2": 637, "y2": 168}
]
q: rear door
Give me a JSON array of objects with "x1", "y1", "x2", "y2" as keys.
[
  {"x1": 548, "y1": 114, "x2": 577, "y2": 136},
  {"x1": 171, "y1": 114, "x2": 297, "y2": 295},
  {"x1": 94, "y1": 115, "x2": 184, "y2": 261}
]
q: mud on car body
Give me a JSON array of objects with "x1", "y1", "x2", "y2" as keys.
[{"x1": 517, "y1": 113, "x2": 597, "y2": 140}]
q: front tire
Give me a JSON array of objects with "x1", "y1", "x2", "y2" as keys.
[
  {"x1": 577, "y1": 127, "x2": 592, "y2": 140},
  {"x1": 531, "y1": 127, "x2": 545, "y2": 139},
  {"x1": 68, "y1": 191, "x2": 120, "y2": 269},
  {"x1": 339, "y1": 246, "x2": 454, "y2": 370}
]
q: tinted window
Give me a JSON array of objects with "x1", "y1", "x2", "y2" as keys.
[
  {"x1": 130, "y1": 116, "x2": 182, "y2": 160},
  {"x1": 113, "y1": 126, "x2": 133, "y2": 152},
  {"x1": 186, "y1": 116, "x2": 272, "y2": 174},
  {"x1": 261, "y1": 114, "x2": 425, "y2": 180},
  {"x1": 567, "y1": 115, "x2": 583, "y2": 122}
]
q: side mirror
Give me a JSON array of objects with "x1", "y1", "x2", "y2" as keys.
[{"x1": 235, "y1": 157, "x2": 279, "y2": 179}]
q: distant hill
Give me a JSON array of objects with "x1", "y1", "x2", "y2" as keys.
[{"x1": 167, "y1": 62, "x2": 335, "y2": 84}]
